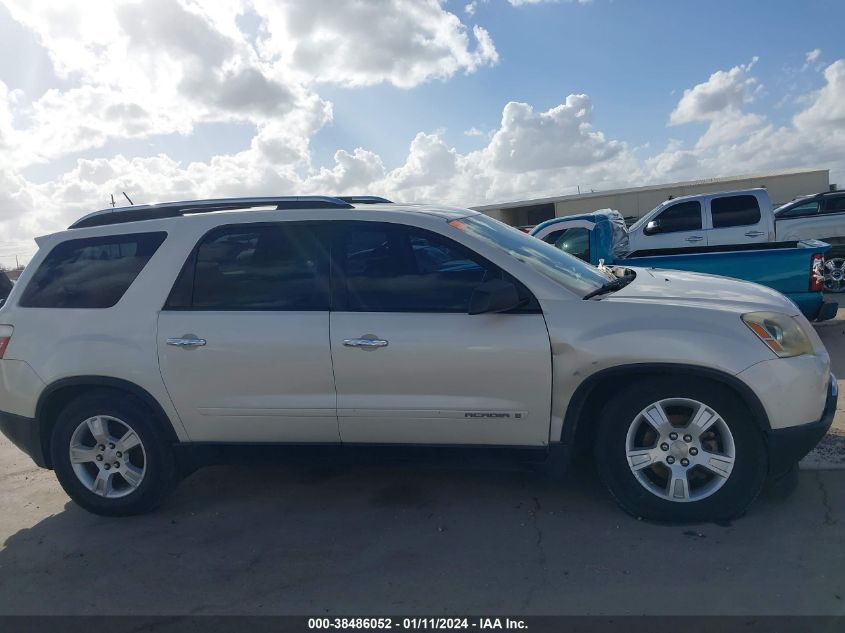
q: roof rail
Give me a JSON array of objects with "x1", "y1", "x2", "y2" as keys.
[
  {"x1": 337, "y1": 196, "x2": 392, "y2": 204},
  {"x1": 69, "y1": 196, "x2": 354, "y2": 229}
]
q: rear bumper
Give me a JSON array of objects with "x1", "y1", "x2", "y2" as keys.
[
  {"x1": 815, "y1": 300, "x2": 839, "y2": 322},
  {"x1": 766, "y1": 374, "x2": 837, "y2": 477},
  {"x1": 789, "y1": 292, "x2": 838, "y2": 322},
  {"x1": 0, "y1": 410, "x2": 48, "y2": 468}
]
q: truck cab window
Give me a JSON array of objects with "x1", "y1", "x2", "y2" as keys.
[
  {"x1": 652, "y1": 201, "x2": 702, "y2": 233},
  {"x1": 711, "y1": 195, "x2": 762, "y2": 228}
]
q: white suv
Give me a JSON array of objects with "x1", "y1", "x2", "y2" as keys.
[{"x1": 0, "y1": 196, "x2": 836, "y2": 521}]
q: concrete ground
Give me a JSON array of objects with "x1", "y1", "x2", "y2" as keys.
[
  {"x1": 0, "y1": 321, "x2": 843, "y2": 615},
  {"x1": 803, "y1": 310, "x2": 845, "y2": 468}
]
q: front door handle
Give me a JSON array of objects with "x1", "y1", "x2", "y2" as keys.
[
  {"x1": 745, "y1": 230, "x2": 765, "y2": 237},
  {"x1": 166, "y1": 335, "x2": 207, "y2": 348},
  {"x1": 685, "y1": 236, "x2": 704, "y2": 242},
  {"x1": 343, "y1": 337, "x2": 389, "y2": 349}
]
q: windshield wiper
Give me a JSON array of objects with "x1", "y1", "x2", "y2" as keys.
[{"x1": 583, "y1": 271, "x2": 635, "y2": 300}]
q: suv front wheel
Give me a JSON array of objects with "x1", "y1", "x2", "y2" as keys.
[
  {"x1": 594, "y1": 378, "x2": 768, "y2": 523},
  {"x1": 51, "y1": 391, "x2": 177, "y2": 516}
]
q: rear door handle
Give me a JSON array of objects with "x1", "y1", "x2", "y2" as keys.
[
  {"x1": 343, "y1": 337, "x2": 389, "y2": 349},
  {"x1": 685, "y1": 236, "x2": 704, "y2": 242},
  {"x1": 166, "y1": 335, "x2": 207, "y2": 348},
  {"x1": 744, "y1": 230, "x2": 765, "y2": 237}
]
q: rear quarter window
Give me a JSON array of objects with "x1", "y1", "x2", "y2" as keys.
[{"x1": 19, "y1": 232, "x2": 166, "y2": 308}]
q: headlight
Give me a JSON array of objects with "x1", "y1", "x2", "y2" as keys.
[{"x1": 742, "y1": 311, "x2": 813, "y2": 358}]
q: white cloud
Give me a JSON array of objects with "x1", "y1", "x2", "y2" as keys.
[
  {"x1": 794, "y1": 60, "x2": 845, "y2": 130},
  {"x1": 252, "y1": 0, "x2": 498, "y2": 88},
  {"x1": 0, "y1": 81, "x2": 14, "y2": 157},
  {"x1": 694, "y1": 111, "x2": 766, "y2": 149},
  {"x1": 669, "y1": 58, "x2": 760, "y2": 125},
  {"x1": 667, "y1": 58, "x2": 768, "y2": 148},
  {"x1": 487, "y1": 95, "x2": 624, "y2": 171},
  {"x1": 0, "y1": 0, "x2": 496, "y2": 169},
  {"x1": 6, "y1": 51, "x2": 845, "y2": 268},
  {"x1": 644, "y1": 139, "x2": 699, "y2": 180},
  {"x1": 508, "y1": 0, "x2": 592, "y2": 6},
  {"x1": 2, "y1": 1, "x2": 845, "y2": 272},
  {"x1": 0, "y1": 88, "x2": 641, "y2": 261},
  {"x1": 1, "y1": 0, "x2": 332, "y2": 167},
  {"x1": 802, "y1": 48, "x2": 823, "y2": 72},
  {"x1": 306, "y1": 148, "x2": 386, "y2": 192},
  {"x1": 650, "y1": 59, "x2": 845, "y2": 184}
]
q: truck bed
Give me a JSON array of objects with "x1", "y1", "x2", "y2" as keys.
[{"x1": 622, "y1": 240, "x2": 829, "y2": 319}]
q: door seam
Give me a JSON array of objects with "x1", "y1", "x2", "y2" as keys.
[
  {"x1": 327, "y1": 312, "x2": 343, "y2": 442},
  {"x1": 154, "y1": 310, "x2": 193, "y2": 442}
]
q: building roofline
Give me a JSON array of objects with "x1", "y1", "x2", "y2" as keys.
[{"x1": 470, "y1": 168, "x2": 829, "y2": 211}]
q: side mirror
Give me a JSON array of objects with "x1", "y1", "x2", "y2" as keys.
[
  {"x1": 468, "y1": 279, "x2": 521, "y2": 315},
  {"x1": 644, "y1": 220, "x2": 662, "y2": 235}
]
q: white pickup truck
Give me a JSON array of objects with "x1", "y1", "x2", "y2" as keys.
[{"x1": 627, "y1": 188, "x2": 845, "y2": 291}]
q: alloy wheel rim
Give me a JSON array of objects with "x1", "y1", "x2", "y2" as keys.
[
  {"x1": 625, "y1": 398, "x2": 735, "y2": 503},
  {"x1": 69, "y1": 415, "x2": 147, "y2": 498},
  {"x1": 824, "y1": 258, "x2": 845, "y2": 293}
]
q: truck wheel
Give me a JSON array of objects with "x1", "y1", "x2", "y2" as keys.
[
  {"x1": 50, "y1": 391, "x2": 177, "y2": 516},
  {"x1": 823, "y1": 257, "x2": 845, "y2": 293},
  {"x1": 594, "y1": 378, "x2": 768, "y2": 523}
]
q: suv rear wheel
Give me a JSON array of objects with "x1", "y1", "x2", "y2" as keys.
[
  {"x1": 594, "y1": 377, "x2": 768, "y2": 523},
  {"x1": 50, "y1": 391, "x2": 177, "y2": 516}
]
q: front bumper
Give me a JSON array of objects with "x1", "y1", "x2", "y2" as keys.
[
  {"x1": 0, "y1": 410, "x2": 48, "y2": 468},
  {"x1": 766, "y1": 374, "x2": 837, "y2": 477}
]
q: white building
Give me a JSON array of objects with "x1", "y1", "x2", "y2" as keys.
[{"x1": 472, "y1": 168, "x2": 832, "y2": 226}]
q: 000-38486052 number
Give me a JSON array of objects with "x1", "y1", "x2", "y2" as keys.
[{"x1": 307, "y1": 617, "x2": 474, "y2": 629}]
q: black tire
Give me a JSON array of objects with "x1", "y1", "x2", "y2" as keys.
[
  {"x1": 594, "y1": 377, "x2": 768, "y2": 523},
  {"x1": 50, "y1": 390, "x2": 177, "y2": 516}
]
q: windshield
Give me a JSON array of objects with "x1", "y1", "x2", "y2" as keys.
[
  {"x1": 774, "y1": 197, "x2": 815, "y2": 217},
  {"x1": 449, "y1": 215, "x2": 609, "y2": 296}
]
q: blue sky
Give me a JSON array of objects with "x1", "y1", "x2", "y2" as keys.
[
  {"x1": 0, "y1": 0, "x2": 844, "y2": 266},
  {"x1": 308, "y1": 0, "x2": 842, "y2": 167}
]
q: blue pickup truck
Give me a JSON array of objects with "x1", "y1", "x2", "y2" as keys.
[{"x1": 530, "y1": 209, "x2": 838, "y2": 321}]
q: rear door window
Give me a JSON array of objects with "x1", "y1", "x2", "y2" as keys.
[
  {"x1": 823, "y1": 196, "x2": 845, "y2": 214},
  {"x1": 710, "y1": 195, "x2": 761, "y2": 228},
  {"x1": 167, "y1": 223, "x2": 330, "y2": 310},
  {"x1": 20, "y1": 232, "x2": 166, "y2": 308}
]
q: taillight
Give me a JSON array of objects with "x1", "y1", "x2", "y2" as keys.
[
  {"x1": 0, "y1": 325, "x2": 12, "y2": 359},
  {"x1": 810, "y1": 254, "x2": 824, "y2": 292}
]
